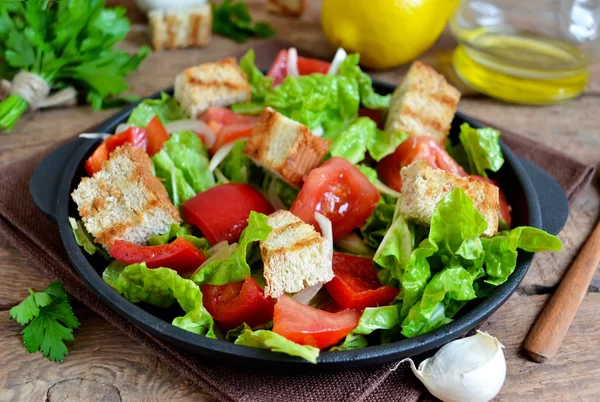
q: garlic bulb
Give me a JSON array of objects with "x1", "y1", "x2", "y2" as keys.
[{"x1": 407, "y1": 331, "x2": 506, "y2": 402}]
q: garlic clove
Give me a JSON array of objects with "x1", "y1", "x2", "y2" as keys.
[{"x1": 407, "y1": 331, "x2": 506, "y2": 402}]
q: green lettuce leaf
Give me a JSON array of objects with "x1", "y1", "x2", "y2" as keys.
[
  {"x1": 367, "y1": 129, "x2": 408, "y2": 162},
  {"x1": 152, "y1": 130, "x2": 215, "y2": 208},
  {"x1": 68, "y1": 217, "x2": 110, "y2": 259},
  {"x1": 401, "y1": 301, "x2": 452, "y2": 338},
  {"x1": 360, "y1": 191, "x2": 396, "y2": 249},
  {"x1": 333, "y1": 305, "x2": 400, "y2": 351},
  {"x1": 458, "y1": 123, "x2": 504, "y2": 178},
  {"x1": 147, "y1": 223, "x2": 210, "y2": 251},
  {"x1": 238, "y1": 49, "x2": 272, "y2": 104},
  {"x1": 127, "y1": 92, "x2": 187, "y2": 128},
  {"x1": 102, "y1": 261, "x2": 215, "y2": 337},
  {"x1": 192, "y1": 212, "x2": 272, "y2": 285},
  {"x1": 482, "y1": 226, "x2": 562, "y2": 285},
  {"x1": 338, "y1": 53, "x2": 391, "y2": 109},
  {"x1": 227, "y1": 324, "x2": 319, "y2": 363}
]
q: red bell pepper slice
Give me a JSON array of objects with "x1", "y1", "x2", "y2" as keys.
[
  {"x1": 326, "y1": 252, "x2": 399, "y2": 310},
  {"x1": 145, "y1": 116, "x2": 170, "y2": 157},
  {"x1": 85, "y1": 126, "x2": 148, "y2": 176},
  {"x1": 267, "y1": 50, "x2": 331, "y2": 86},
  {"x1": 272, "y1": 295, "x2": 361, "y2": 349},
  {"x1": 201, "y1": 277, "x2": 274, "y2": 330},
  {"x1": 109, "y1": 237, "x2": 207, "y2": 275}
]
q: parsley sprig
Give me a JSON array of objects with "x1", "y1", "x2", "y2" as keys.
[
  {"x1": 10, "y1": 282, "x2": 79, "y2": 362},
  {"x1": 212, "y1": 0, "x2": 276, "y2": 43},
  {"x1": 0, "y1": 0, "x2": 150, "y2": 130}
]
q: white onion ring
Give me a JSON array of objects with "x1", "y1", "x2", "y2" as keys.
[
  {"x1": 291, "y1": 283, "x2": 323, "y2": 305},
  {"x1": 375, "y1": 179, "x2": 402, "y2": 198},
  {"x1": 208, "y1": 138, "x2": 249, "y2": 172},
  {"x1": 267, "y1": 180, "x2": 287, "y2": 211},
  {"x1": 165, "y1": 119, "x2": 217, "y2": 148},
  {"x1": 287, "y1": 47, "x2": 299, "y2": 77},
  {"x1": 334, "y1": 232, "x2": 373, "y2": 257},
  {"x1": 327, "y1": 48, "x2": 347, "y2": 75},
  {"x1": 115, "y1": 123, "x2": 133, "y2": 134},
  {"x1": 314, "y1": 212, "x2": 333, "y2": 260}
]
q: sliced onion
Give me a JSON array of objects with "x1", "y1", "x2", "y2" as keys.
[
  {"x1": 334, "y1": 232, "x2": 373, "y2": 257},
  {"x1": 79, "y1": 133, "x2": 111, "y2": 140},
  {"x1": 190, "y1": 242, "x2": 237, "y2": 279},
  {"x1": 375, "y1": 179, "x2": 402, "y2": 198},
  {"x1": 213, "y1": 167, "x2": 229, "y2": 183},
  {"x1": 208, "y1": 138, "x2": 248, "y2": 172},
  {"x1": 287, "y1": 47, "x2": 299, "y2": 77},
  {"x1": 115, "y1": 123, "x2": 133, "y2": 134},
  {"x1": 165, "y1": 119, "x2": 217, "y2": 148},
  {"x1": 292, "y1": 283, "x2": 323, "y2": 305},
  {"x1": 314, "y1": 212, "x2": 333, "y2": 260},
  {"x1": 311, "y1": 126, "x2": 324, "y2": 137},
  {"x1": 267, "y1": 180, "x2": 287, "y2": 211},
  {"x1": 327, "y1": 48, "x2": 348, "y2": 75},
  {"x1": 207, "y1": 240, "x2": 229, "y2": 256}
]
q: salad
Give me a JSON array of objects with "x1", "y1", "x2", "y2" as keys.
[{"x1": 70, "y1": 48, "x2": 561, "y2": 363}]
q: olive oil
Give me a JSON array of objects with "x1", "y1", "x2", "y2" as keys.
[{"x1": 451, "y1": 28, "x2": 590, "y2": 104}]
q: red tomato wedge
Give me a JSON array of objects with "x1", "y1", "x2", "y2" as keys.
[
  {"x1": 182, "y1": 183, "x2": 274, "y2": 245},
  {"x1": 109, "y1": 238, "x2": 207, "y2": 275},
  {"x1": 145, "y1": 116, "x2": 170, "y2": 157},
  {"x1": 267, "y1": 50, "x2": 331, "y2": 86},
  {"x1": 290, "y1": 157, "x2": 379, "y2": 239},
  {"x1": 211, "y1": 123, "x2": 256, "y2": 153},
  {"x1": 377, "y1": 136, "x2": 467, "y2": 192},
  {"x1": 85, "y1": 127, "x2": 147, "y2": 176},
  {"x1": 470, "y1": 175, "x2": 512, "y2": 227},
  {"x1": 200, "y1": 107, "x2": 258, "y2": 152},
  {"x1": 273, "y1": 296, "x2": 361, "y2": 349},
  {"x1": 200, "y1": 107, "x2": 257, "y2": 126},
  {"x1": 326, "y1": 252, "x2": 399, "y2": 310},
  {"x1": 358, "y1": 108, "x2": 383, "y2": 129},
  {"x1": 201, "y1": 277, "x2": 274, "y2": 330}
]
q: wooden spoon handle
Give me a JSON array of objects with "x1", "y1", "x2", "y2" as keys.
[{"x1": 524, "y1": 221, "x2": 600, "y2": 363}]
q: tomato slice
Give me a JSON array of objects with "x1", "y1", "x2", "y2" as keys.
[
  {"x1": 358, "y1": 108, "x2": 383, "y2": 129},
  {"x1": 326, "y1": 252, "x2": 399, "y2": 310},
  {"x1": 182, "y1": 183, "x2": 274, "y2": 245},
  {"x1": 273, "y1": 296, "x2": 361, "y2": 349},
  {"x1": 85, "y1": 127, "x2": 148, "y2": 176},
  {"x1": 267, "y1": 50, "x2": 331, "y2": 86},
  {"x1": 470, "y1": 175, "x2": 512, "y2": 227},
  {"x1": 290, "y1": 157, "x2": 379, "y2": 239},
  {"x1": 201, "y1": 277, "x2": 274, "y2": 330},
  {"x1": 109, "y1": 237, "x2": 207, "y2": 275},
  {"x1": 145, "y1": 116, "x2": 170, "y2": 157},
  {"x1": 200, "y1": 107, "x2": 256, "y2": 126},
  {"x1": 211, "y1": 123, "x2": 256, "y2": 153},
  {"x1": 377, "y1": 136, "x2": 467, "y2": 192}
]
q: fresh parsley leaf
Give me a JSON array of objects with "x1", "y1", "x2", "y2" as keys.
[
  {"x1": 9, "y1": 282, "x2": 79, "y2": 362},
  {"x1": 211, "y1": 0, "x2": 275, "y2": 43}
]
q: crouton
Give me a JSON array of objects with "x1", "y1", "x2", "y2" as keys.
[
  {"x1": 148, "y1": 5, "x2": 212, "y2": 51},
  {"x1": 71, "y1": 144, "x2": 181, "y2": 250},
  {"x1": 174, "y1": 57, "x2": 251, "y2": 118},
  {"x1": 384, "y1": 61, "x2": 461, "y2": 146},
  {"x1": 399, "y1": 161, "x2": 499, "y2": 236},
  {"x1": 244, "y1": 108, "x2": 330, "y2": 187},
  {"x1": 261, "y1": 211, "x2": 333, "y2": 298},
  {"x1": 266, "y1": 0, "x2": 306, "y2": 17}
]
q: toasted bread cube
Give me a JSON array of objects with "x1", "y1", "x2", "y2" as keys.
[
  {"x1": 400, "y1": 161, "x2": 499, "y2": 236},
  {"x1": 384, "y1": 61, "x2": 460, "y2": 146},
  {"x1": 244, "y1": 108, "x2": 330, "y2": 187},
  {"x1": 71, "y1": 144, "x2": 181, "y2": 250},
  {"x1": 261, "y1": 211, "x2": 333, "y2": 298},
  {"x1": 174, "y1": 57, "x2": 251, "y2": 118},
  {"x1": 148, "y1": 5, "x2": 212, "y2": 51},
  {"x1": 266, "y1": 0, "x2": 306, "y2": 16}
]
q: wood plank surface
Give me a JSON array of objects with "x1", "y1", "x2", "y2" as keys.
[{"x1": 0, "y1": 0, "x2": 599, "y2": 401}]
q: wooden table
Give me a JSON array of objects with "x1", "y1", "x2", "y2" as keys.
[{"x1": 1, "y1": 1, "x2": 599, "y2": 400}]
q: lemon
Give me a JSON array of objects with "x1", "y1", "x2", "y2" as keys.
[{"x1": 321, "y1": 0, "x2": 460, "y2": 69}]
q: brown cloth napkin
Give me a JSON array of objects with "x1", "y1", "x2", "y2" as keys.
[{"x1": 0, "y1": 127, "x2": 594, "y2": 402}]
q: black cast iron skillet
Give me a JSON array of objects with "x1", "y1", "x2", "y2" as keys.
[{"x1": 30, "y1": 80, "x2": 569, "y2": 371}]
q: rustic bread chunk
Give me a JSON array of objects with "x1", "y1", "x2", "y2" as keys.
[
  {"x1": 266, "y1": 0, "x2": 306, "y2": 16},
  {"x1": 384, "y1": 61, "x2": 461, "y2": 146},
  {"x1": 71, "y1": 144, "x2": 181, "y2": 250},
  {"x1": 244, "y1": 108, "x2": 330, "y2": 187},
  {"x1": 261, "y1": 211, "x2": 333, "y2": 298},
  {"x1": 174, "y1": 57, "x2": 251, "y2": 118},
  {"x1": 148, "y1": 5, "x2": 212, "y2": 51},
  {"x1": 400, "y1": 161, "x2": 499, "y2": 236}
]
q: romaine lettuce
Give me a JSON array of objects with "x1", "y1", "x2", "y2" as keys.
[
  {"x1": 127, "y1": 92, "x2": 187, "y2": 127},
  {"x1": 69, "y1": 217, "x2": 110, "y2": 259},
  {"x1": 147, "y1": 223, "x2": 209, "y2": 251},
  {"x1": 457, "y1": 123, "x2": 504, "y2": 178}
]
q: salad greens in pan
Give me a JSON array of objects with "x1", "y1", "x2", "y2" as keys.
[{"x1": 70, "y1": 48, "x2": 561, "y2": 363}]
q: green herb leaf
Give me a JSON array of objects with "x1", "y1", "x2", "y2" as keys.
[{"x1": 211, "y1": 0, "x2": 275, "y2": 43}]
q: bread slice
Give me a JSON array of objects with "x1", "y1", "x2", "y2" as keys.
[
  {"x1": 384, "y1": 61, "x2": 461, "y2": 146},
  {"x1": 71, "y1": 143, "x2": 181, "y2": 250},
  {"x1": 148, "y1": 5, "x2": 212, "y2": 51},
  {"x1": 261, "y1": 211, "x2": 333, "y2": 298},
  {"x1": 244, "y1": 108, "x2": 330, "y2": 187},
  {"x1": 400, "y1": 161, "x2": 499, "y2": 236},
  {"x1": 174, "y1": 57, "x2": 251, "y2": 118},
  {"x1": 266, "y1": 0, "x2": 306, "y2": 17}
]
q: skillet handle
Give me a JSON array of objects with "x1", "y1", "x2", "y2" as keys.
[
  {"x1": 30, "y1": 138, "x2": 89, "y2": 222},
  {"x1": 516, "y1": 156, "x2": 569, "y2": 235}
]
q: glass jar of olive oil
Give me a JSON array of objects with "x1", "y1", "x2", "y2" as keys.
[{"x1": 450, "y1": 0, "x2": 599, "y2": 104}]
